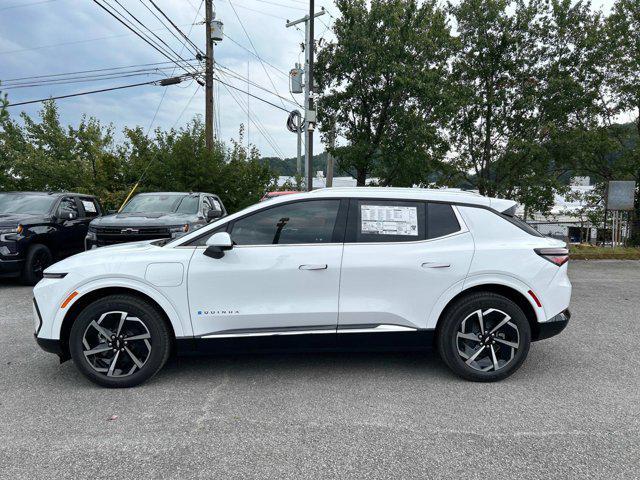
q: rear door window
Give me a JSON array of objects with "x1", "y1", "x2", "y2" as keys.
[
  {"x1": 78, "y1": 197, "x2": 100, "y2": 218},
  {"x1": 347, "y1": 200, "x2": 426, "y2": 243}
]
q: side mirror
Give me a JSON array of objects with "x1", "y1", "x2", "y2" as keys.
[
  {"x1": 206, "y1": 209, "x2": 223, "y2": 222},
  {"x1": 204, "y1": 232, "x2": 233, "y2": 259}
]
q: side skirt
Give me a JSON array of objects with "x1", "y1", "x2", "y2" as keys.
[{"x1": 176, "y1": 330, "x2": 435, "y2": 356}]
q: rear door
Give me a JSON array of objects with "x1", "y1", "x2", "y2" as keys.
[{"x1": 337, "y1": 199, "x2": 474, "y2": 336}]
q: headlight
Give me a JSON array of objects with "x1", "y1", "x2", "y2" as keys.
[
  {"x1": 88, "y1": 225, "x2": 97, "y2": 233},
  {"x1": 0, "y1": 224, "x2": 22, "y2": 235},
  {"x1": 42, "y1": 272, "x2": 67, "y2": 279},
  {"x1": 86, "y1": 231, "x2": 97, "y2": 240}
]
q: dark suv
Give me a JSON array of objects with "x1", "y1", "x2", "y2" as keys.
[
  {"x1": 0, "y1": 192, "x2": 102, "y2": 284},
  {"x1": 86, "y1": 192, "x2": 226, "y2": 248}
]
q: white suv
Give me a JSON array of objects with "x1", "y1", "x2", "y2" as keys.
[{"x1": 33, "y1": 188, "x2": 571, "y2": 387}]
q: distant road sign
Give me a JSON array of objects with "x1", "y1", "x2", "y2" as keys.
[{"x1": 607, "y1": 181, "x2": 636, "y2": 211}]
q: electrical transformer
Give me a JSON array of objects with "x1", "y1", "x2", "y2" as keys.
[
  {"x1": 290, "y1": 64, "x2": 304, "y2": 94},
  {"x1": 211, "y1": 20, "x2": 224, "y2": 42}
]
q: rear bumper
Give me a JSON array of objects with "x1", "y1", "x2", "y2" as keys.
[{"x1": 533, "y1": 309, "x2": 570, "y2": 341}]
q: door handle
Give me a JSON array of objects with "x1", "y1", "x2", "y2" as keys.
[
  {"x1": 299, "y1": 264, "x2": 328, "y2": 270},
  {"x1": 421, "y1": 262, "x2": 450, "y2": 269}
]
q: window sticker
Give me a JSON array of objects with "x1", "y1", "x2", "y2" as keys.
[
  {"x1": 361, "y1": 205, "x2": 418, "y2": 236},
  {"x1": 212, "y1": 199, "x2": 221, "y2": 210},
  {"x1": 81, "y1": 200, "x2": 97, "y2": 213}
]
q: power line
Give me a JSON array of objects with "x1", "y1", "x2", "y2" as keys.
[
  {"x1": 147, "y1": 0, "x2": 204, "y2": 57},
  {"x1": 146, "y1": 0, "x2": 204, "y2": 134},
  {"x1": 222, "y1": 33, "x2": 289, "y2": 78},
  {"x1": 2, "y1": 68, "x2": 175, "y2": 90},
  {"x1": 172, "y1": 85, "x2": 202, "y2": 129},
  {"x1": 92, "y1": 0, "x2": 196, "y2": 75},
  {"x1": 216, "y1": 64, "x2": 297, "y2": 106},
  {"x1": 109, "y1": 0, "x2": 198, "y2": 74},
  {"x1": 0, "y1": 23, "x2": 196, "y2": 56},
  {"x1": 0, "y1": 0, "x2": 60, "y2": 11},
  {"x1": 137, "y1": 0, "x2": 201, "y2": 58},
  {"x1": 227, "y1": 0, "x2": 288, "y2": 111},
  {"x1": 6, "y1": 79, "x2": 164, "y2": 107},
  {"x1": 213, "y1": 76, "x2": 290, "y2": 113},
  {"x1": 0, "y1": 59, "x2": 194, "y2": 83},
  {"x1": 220, "y1": 80, "x2": 285, "y2": 159}
]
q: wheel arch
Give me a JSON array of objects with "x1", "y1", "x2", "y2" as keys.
[
  {"x1": 434, "y1": 283, "x2": 542, "y2": 341},
  {"x1": 58, "y1": 286, "x2": 178, "y2": 361}
]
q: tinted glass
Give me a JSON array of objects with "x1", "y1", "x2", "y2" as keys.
[
  {"x1": 231, "y1": 200, "x2": 340, "y2": 245},
  {"x1": 57, "y1": 198, "x2": 78, "y2": 216},
  {"x1": 0, "y1": 194, "x2": 56, "y2": 214},
  {"x1": 121, "y1": 194, "x2": 196, "y2": 214},
  {"x1": 174, "y1": 196, "x2": 200, "y2": 214},
  {"x1": 79, "y1": 198, "x2": 100, "y2": 218},
  {"x1": 350, "y1": 200, "x2": 426, "y2": 243},
  {"x1": 427, "y1": 203, "x2": 460, "y2": 239}
]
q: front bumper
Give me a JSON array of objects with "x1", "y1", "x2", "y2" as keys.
[
  {"x1": 0, "y1": 258, "x2": 24, "y2": 277},
  {"x1": 35, "y1": 335, "x2": 63, "y2": 356},
  {"x1": 534, "y1": 309, "x2": 571, "y2": 341}
]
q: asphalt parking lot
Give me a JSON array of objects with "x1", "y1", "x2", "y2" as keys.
[{"x1": 1, "y1": 261, "x2": 639, "y2": 479}]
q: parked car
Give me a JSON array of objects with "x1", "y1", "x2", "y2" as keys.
[
  {"x1": 34, "y1": 187, "x2": 571, "y2": 388},
  {"x1": 85, "y1": 192, "x2": 225, "y2": 249},
  {"x1": 0, "y1": 191, "x2": 101, "y2": 285}
]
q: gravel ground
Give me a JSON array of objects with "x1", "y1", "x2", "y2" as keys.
[{"x1": 0, "y1": 260, "x2": 639, "y2": 479}]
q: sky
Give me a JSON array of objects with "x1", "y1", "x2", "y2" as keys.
[{"x1": 0, "y1": 0, "x2": 617, "y2": 160}]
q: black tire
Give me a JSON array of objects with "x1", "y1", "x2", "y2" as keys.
[
  {"x1": 69, "y1": 294, "x2": 171, "y2": 388},
  {"x1": 437, "y1": 293, "x2": 531, "y2": 382},
  {"x1": 21, "y1": 244, "x2": 53, "y2": 286}
]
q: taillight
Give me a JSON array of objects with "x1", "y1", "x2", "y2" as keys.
[{"x1": 535, "y1": 247, "x2": 569, "y2": 266}]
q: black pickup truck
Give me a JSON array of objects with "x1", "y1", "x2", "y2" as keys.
[
  {"x1": 85, "y1": 192, "x2": 226, "y2": 248},
  {"x1": 0, "y1": 192, "x2": 102, "y2": 284}
]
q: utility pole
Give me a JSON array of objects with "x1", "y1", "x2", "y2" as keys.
[
  {"x1": 286, "y1": 5, "x2": 324, "y2": 191},
  {"x1": 326, "y1": 119, "x2": 335, "y2": 187},
  {"x1": 204, "y1": 0, "x2": 214, "y2": 151}
]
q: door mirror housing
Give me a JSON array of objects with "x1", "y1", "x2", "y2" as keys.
[
  {"x1": 206, "y1": 208, "x2": 223, "y2": 222},
  {"x1": 204, "y1": 232, "x2": 233, "y2": 259}
]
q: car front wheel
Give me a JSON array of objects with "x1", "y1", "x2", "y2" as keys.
[
  {"x1": 437, "y1": 293, "x2": 531, "y2": 382},
  {"x1": 69, "y1": 295, "x2": 171, "y2": 388}
]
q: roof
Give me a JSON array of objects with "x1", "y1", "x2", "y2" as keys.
[
  {"x1": 0, "y1": 191, "x2": 93, "y2": 197},
  {"x1": 305, "y1": 187, "x2": 515, "y2": 211},
  {"x1": 136, "y1": 192, "x2": 200, "y2": 196}
]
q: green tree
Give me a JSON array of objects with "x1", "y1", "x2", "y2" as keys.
[
  {"x1": 315, "y1": 0, "x2": 455, "y2": 186},
  {"x1": 448, "y1": 0, "x2": 607, "y2": 213}
]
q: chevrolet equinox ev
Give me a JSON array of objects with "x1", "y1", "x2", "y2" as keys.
[{"x1": 33, "y1": 188, "x2": 571, "y2": 387}]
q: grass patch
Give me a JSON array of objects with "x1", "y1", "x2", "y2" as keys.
[{"x1": 569, "y1": 244, "x2": 640, "y2": 260}]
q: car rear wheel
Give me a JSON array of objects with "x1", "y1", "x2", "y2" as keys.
[
  {"x1": 69, "y1": 295, "x2": 171, "y2": 388},
  {"x1": 21, "y1": 244, "x2": 53, "y2": 286},
  {"x1": 437, "y1": 293, "x2": 531, "y2": 382}
]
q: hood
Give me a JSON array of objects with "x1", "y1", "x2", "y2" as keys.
[
  {"x1": 0, "y1": 213, "x2": 47, "y2": 227},
  {"x1": 44, "y1": 240, "x2": 158, "y2": 273},
  {"x1": 91, "y1": 212, "x2": 200, "y2": 227}
]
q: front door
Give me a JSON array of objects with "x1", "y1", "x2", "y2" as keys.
[{"x1": 187, "y1": 199, "x2": 347, "y2": 338}]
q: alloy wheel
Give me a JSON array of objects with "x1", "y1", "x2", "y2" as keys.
[
  {"x1": 456, "y1": 308, "x2": 520, "y2": 372},
  {"x1": 82, "y1": 311, "x2": 152, "y2": 377}
]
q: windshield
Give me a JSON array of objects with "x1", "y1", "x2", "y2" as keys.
[
  {"x1": 121, "y1": 194, "x2": 198, "y2": 214},
  {"x1": 0, "y1": 193, "x2": 57, "y2": 215}
]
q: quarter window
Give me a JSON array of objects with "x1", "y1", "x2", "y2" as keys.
[
  {"x1": 426, "y1": 203, "x2": 460, "y2": 239},
  {"x1": 230, "y1": 200, "x2": 341, "y2": 245}
]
